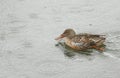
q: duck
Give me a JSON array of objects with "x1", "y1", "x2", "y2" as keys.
[{"x1": 55, "y1": 28, "x2": 106, "y2": 52}]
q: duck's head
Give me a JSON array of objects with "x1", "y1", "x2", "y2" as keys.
[{"x1": 55, "y1": 28, "x2": 76, "y2": 40}]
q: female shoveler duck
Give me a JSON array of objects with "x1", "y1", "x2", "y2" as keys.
[{"x1": 55, "y1": 29, "x2": 106, "y2": 52}]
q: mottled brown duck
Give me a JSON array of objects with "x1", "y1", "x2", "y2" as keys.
[{"x1": 55, "y1": 29, "x2": 106, "y2": 52}]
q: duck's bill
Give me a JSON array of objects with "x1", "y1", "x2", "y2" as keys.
[{"x1": 55, "y1": 35, "x2": 64, "y2": 40}]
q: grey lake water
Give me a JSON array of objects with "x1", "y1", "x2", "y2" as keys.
[{"x1": 0, "y1": 0, "x2": 120, "y2": 78}]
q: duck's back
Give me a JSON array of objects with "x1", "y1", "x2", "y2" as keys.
[{"x1": 72, "y1": 33, "x2": 105, "y2": 43}]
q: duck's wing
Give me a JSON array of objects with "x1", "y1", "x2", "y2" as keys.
[
  {"x1": 87, "y1": 34, "x2": 106, "y2": 46},
  {"x1": 70, "y1": 33, "x2": 95, "y2": 43},
  {"x1": 87, "y1": 34, "x2": 106, "y2": 41},
  {"x1": 71, "y1": 33, "x2": 106, "y2": 43},
  {"x1": 71, "y1": 33, "x2": 106, "y2": 46}
]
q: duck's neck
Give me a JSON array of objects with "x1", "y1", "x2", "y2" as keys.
[{"x1": 64, "y1": 37, "x2": 71, "y2": 45}]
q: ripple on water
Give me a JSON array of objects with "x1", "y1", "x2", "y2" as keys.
[
  {"x1": 19, "y1": 74, "x2": 30, "y2": 78},
  {"x1": 34, "y1": 60, "x2": 69, "y2": 76},
  {"x1": 105, "y1": 31, "x2": 120, "y2": 59},
  {"x1": 22, "y1": 41, "x2": 33, "y2": 48},
  {"x1": 0, "y1": 75, "x2": 7, "y2": 78},
  {"x1": 18, "y1": 0, "x2": 25, "y2": 1},
  {"x1": 106, "y1": 31, "x2": 120, "y2": 50},
  {"x1": 29, "y1": 13, "x2": 39, "y2": 19}
]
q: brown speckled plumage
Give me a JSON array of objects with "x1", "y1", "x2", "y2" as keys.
[{"x1": 55, "y1": 29, "x2": 106, "y2": 52}]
